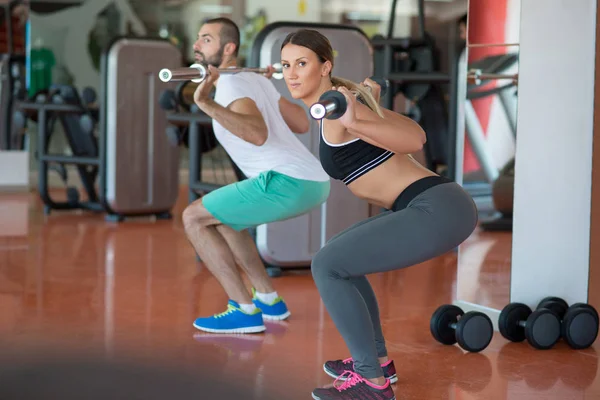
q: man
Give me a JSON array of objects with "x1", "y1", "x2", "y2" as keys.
[{"x1": 183, "y1": 18, "x2": 330, "y2": 334}]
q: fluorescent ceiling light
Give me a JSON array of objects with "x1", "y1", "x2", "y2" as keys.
[{"x1": 198, "y1": 5, "x2": 233, "y2": 13}]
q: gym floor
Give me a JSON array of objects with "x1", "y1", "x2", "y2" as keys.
[{"x1": 0, "y1": 188, "x2": 598, "y2": 399}]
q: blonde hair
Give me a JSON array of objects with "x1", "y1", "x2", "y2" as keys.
[{"x1": 331, "y1": 76, "x2": 384, "y2": 118}]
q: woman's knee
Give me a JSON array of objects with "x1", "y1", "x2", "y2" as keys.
[{"x1": 311, "y1": 245, "x2": 345, "y2": 284}]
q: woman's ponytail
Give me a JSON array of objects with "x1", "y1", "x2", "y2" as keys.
[{"x1": 330, "y1": 76, "x2": 384, "y2": 118}]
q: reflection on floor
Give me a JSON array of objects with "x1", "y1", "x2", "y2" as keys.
[{"x1": 0, "y1": 188, "x2": 598, "y2": 399}]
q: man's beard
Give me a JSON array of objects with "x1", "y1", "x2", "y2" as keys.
[{"x1": 196, "y1": 47, "x2": 224, "y2": 67}]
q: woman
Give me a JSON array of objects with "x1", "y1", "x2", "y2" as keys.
[{"x1": 280, "y1": 29, "x2": 478, "y2": 400}]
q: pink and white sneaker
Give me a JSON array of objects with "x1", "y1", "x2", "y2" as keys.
[
  {"x1": 323, "y1": 357, "x2": 398, "y2": 383},
  {"x1": 312, "y1": 371, "x2": 396, "y2": 399}
]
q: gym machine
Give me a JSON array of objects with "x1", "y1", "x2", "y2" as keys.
[
  {"x1": 372, "y1": 0, "x2": 458, "y2": 177},
  {"x1": 15, "y1": 37, "x2": 180, "y2": 221},
  {"x1": 15, "y1": 85, "x2": 104, "y2": 213}
]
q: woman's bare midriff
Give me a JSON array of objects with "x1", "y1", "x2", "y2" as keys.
[{"x1": 346, "y1": 154, "x2": 438, "y2": 210}]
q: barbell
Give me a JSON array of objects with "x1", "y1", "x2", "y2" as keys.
[
  {"x1": 309, "y1": 77, "x2": 389, "y2": 120},
  {"x1": 159, "y1": 63, "x2": 284, "y2": 83},
  {"x1": 467, "y1": 68, "x2": 518, "y2": 86}
]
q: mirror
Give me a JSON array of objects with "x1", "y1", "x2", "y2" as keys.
[{"x1": 454, "y1": 0, "x2": 520, "y2": 313}]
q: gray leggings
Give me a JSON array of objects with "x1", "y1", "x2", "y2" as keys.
[{"x1": 311, "y1": 177, "x2": 478, "y2": 379}]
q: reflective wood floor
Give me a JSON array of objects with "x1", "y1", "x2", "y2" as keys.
[{"x1": 0, "y1": 188, "x2": 598, "y2": 399}]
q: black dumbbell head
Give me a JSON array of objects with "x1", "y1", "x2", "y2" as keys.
[
  {"x1": 561, "y1": 305, "x2": 599, "y2": 349},
  {"x1": 313, "y1": 90, "x2": 347, "y2": 120},
  {"x1": 569, "y1": 302, "x2": 599, "y2": 320},
  {"x1": 455, "y1": 311, "x2": 494, "y2": 353},
  {"x1": 35, "y1": 93, "x2": 47, "y2": 103},
  {"x1": 499, "y1": 302, "x2": 532, "y2": 342},
  {"x1": 12, "y1": 111, "x2": 25, "y2": 130},
  {"x1": 524, "y1": 308, "x2": 562, "y2": 350},
  {"x1": 537, "y1": 297, "x2": 569, "y2": 320},
  {"x1": 166, "y1": 125, "x2": 181, "y2": 147},
  {"x1": 430, "y1": 304, "x2": 463, "y2": 346},
  {"x1": 79, "y1": 115, "x2": 94, "y2": 136},
  {"x1": 66, "y1": 187, "x2": 80, "y2": 205},
  {"x1": 81, "y1": 87, "x2": 97, "y2": 105},
  {"x1": 159, "y1": 89, "x2": 177, "y2": 111},
  {"x1": 537, "y1": 296, "x2": 569, "y2": 310}
]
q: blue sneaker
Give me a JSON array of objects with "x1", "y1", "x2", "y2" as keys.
[
  {"x1": 192, "y1": 300, "x2": 266, "y2": 334},
  {"x1": 251, "y1": 288, "x2": 291, "y2": 321}
]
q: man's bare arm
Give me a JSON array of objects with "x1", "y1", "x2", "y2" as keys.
[
  {"x1": 196, "y1": 97, "x2": 268, "y2": 146},
  {"x1": 278, "y1": 97, "x2": 309, "y2": 133}
]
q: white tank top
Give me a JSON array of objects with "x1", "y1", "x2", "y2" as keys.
[{"x1": 211, "y1": 72, "x2": 329, "y2": 182}]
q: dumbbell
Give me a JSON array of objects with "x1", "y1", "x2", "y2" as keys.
[
  {"x1": 498, "y1": 302, "x2": 561, "y2": 349},
  {"x1": 430, "y1": 304, "x2": 494, "y2": 353},
  {"x1": 165, "y1": 125, "x2": 183, "y2": 147},
  {"x1": 537, "y1": 296, "x2": 599, "y2": 350},
  {"x1": 81, "y1": 87, "x2": 97, "y2": 107},
  {"x1": 309, "y1": 77, "x2": 389, "y2": 120}
]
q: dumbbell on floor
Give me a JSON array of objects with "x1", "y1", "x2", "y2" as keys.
[
  {"x1": 537, "y1": 296, "x2": 599, "y2": 350},
  {"x1": 536, "y1": 297, "x2": 569, "y2": 320},
  {"x1": 498, "y1": 302, "x2": 561, "y2": 350},
  {"x1": 430, "y1": 304, "x2": 494, "y2": 353}
]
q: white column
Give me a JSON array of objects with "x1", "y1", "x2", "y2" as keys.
[{"x1": 511, "y1": 0, "x2": 597, "y2": 306}]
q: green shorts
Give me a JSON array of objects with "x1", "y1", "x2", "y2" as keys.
[{"x1": 202, "y1": 170, "x2": 331, "y2": 231}]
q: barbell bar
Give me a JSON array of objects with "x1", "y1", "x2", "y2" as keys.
[
  {"x1": 159, "y1": 63, "x2": 284, "y2": 83},
  {"x1": 467, "y1": 68, "x2": 518, "y2": 85}
]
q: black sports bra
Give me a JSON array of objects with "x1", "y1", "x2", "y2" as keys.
[{"x1": 319, "y1": 121, "x2": 394, "y2": 185}]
